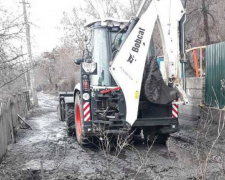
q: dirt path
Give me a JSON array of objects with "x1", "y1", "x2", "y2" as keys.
[{"x1": 0, "y1": 93, "x2": 224, "y2": 180}]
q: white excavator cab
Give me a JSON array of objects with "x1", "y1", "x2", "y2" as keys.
[{"x1": 83, "y1": 19, "x2": 129, "y2": 87}]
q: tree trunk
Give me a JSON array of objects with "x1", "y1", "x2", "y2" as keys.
[{"x1": 202, "y1": 0, "x2": 210, "y2": 45}]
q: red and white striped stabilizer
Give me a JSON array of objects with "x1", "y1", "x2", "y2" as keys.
[
  {"x1": 83, "y1": 102, "x2": 91, "y2": 121},
  {"x1": 172, "y1": 101, "x2": 179, "y2": 118}
]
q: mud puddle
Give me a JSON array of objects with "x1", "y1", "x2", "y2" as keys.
[{"x1": 167, "y1": 139, "x2": 198, "y2": 165}]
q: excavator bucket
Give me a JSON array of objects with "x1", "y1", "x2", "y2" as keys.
[{"x1": 142, "y1": 56, "x2": 180, "y2": 105}]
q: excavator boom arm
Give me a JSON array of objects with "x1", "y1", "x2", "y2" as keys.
[{"x1": 110, "y1": 0, "x2": 186, "y2": 126}]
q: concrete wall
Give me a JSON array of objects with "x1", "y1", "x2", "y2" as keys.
[
  {"x1": 179, "y1": 77, "x2": 204, "y2": 126},
  {"x1": 0, "y1": 92, "x2": 30, "y2": 161}
]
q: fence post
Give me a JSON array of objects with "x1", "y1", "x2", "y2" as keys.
[
  {"x1": 0, "y1": 101, "x2": 4, "y2": 160},
  {"x1": 7, "y1": 99, "x2": 15, "y2": 143}
]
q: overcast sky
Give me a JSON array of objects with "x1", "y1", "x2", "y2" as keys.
[
  {"x1": 1, "y1": 0, "x2": 130, "y2": 56},
  {"x1": 1, "y1": 0, "x2": 82, "y2": 55}
]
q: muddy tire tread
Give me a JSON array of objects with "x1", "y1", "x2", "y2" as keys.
[
  {"x1": 65, "y1": 103, "x2": 75, "y2": 136},
  {"x1": 75, "y1": 93, "x2": 91, "y2": 146}
]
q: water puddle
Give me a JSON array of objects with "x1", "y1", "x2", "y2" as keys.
[{"x1": 22, "y1": 159, "x2": 55, "y2": 171}]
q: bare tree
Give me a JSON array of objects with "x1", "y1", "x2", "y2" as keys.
[
  {"x1": 185, "y1": 0, "x2": 221, "y2": 45},
  {"x1": 201, "y1": 0, "x2": 211, "y2": 45},
  {"x1": 34, "y1": 46, "x2": 80, "y2": 92},
  {"x1": 0, "y1": 8, "x2": 31, "y2": 100},
  {"x1": 82, "y1": 0, "x2": 122, "y2": 19}
]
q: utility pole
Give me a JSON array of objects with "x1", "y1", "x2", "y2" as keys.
[
  {"x1": 21, "y1": 46, "x2": 29, "y2": 91},
  {"x1": 21, "y1": 0, "x2": 38, "y2": 106}
]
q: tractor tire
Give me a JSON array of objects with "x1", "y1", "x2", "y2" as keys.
[
  {"x1": 57, "y1": 105, "x2": 61, "y2": 121},
  {"x1": 143, "y1": 127, "x2": 169, "y2": 146},
  {"x1": 143, "y1": 127, "x2": 156, "y2": 145},
  {"x1": 65, "y1": 103, "x2": 75, "y2": 136},
  {"x1": 130, "y1": 128, "x2": 142, "y2": 143},
  {"x1": 156, "y1": 134, "x2": 169, "y2": 146},
  {"x1": 75, "y1": 93, "x2": 89, "y2": 146},
  {"x1": 59, "y1": 99, "x2": 65, "y2": 121}
]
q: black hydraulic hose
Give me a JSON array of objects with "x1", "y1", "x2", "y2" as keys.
[
  {"x1": 119, "y1": 17, "x2": 139, "y2": 48},
  {"x1": 111, "y1": 21, "x2": 130, "y2": 49}
]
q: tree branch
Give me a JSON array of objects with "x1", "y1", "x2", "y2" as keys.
[
  {"x1": 0, "y1": 65, "x2": 36, "y2": 89},
  {"x1": 0, "y1": 54, "x2": 26, "y2": 64}
]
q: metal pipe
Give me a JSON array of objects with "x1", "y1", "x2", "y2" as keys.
[
  {"x1": 200, "y1": 48, "x2": 203, "y2": 77},
  {"x1": 186, "y1": 46, "x2": 206, "y2": 53},
  {"x1": 179, "y1": 12, "x2": 187, "y2": 91},
  {"x1": 183, "y1": 14, "x2": 187, "y2": 92}
]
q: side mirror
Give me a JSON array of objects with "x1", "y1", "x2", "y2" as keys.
[{"x1": 74, "y1": 58, "x2": 83, "y2": 65}]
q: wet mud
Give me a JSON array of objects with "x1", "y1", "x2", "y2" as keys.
[{"x1": 0, "y1": 93, "x2": 224, "y2": 180}]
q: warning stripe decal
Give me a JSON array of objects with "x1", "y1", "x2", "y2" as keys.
[
  {"x1": 172, "y1": 99, "x2": 179, "y2": 118},
  {"x1": 172, "y1": 103, "x2": 179, "y2": 118},
  {"x1": 83, "y1": 102, "x2": 91, "y2": 121}
]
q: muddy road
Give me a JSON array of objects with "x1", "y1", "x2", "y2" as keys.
[{"x1": 0, "y1": 93, "x2": 224, "y2": 180}]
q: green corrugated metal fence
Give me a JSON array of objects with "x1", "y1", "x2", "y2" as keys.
[{"x1": 205, "y1": 42, "x2": 225, "y2": 108}]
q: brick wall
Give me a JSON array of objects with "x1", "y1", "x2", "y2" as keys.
[{"x1": 179, "y1": 77, "x2": 204, "y2": 126}]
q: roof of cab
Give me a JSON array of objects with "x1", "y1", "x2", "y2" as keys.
[{"x1": 85, "y1": 18, "x2": 129, "y2": 28}]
